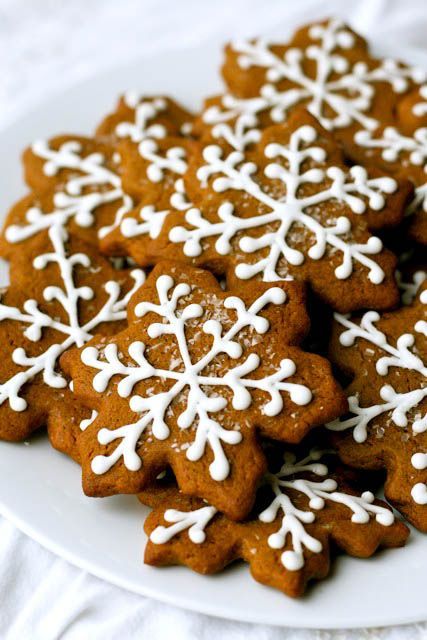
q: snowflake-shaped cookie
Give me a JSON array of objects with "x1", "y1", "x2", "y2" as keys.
[
  {"x1": 143, "y1": 446, "x2": 408, "y2": 597},
  {"x1": 0, "y1": 219, "x2": 144, "y2": 442},
  {"x1": 210, "y1": 18, "x2": 425, "y2": 151},
  {"x1": 61, "y1": 261, "x2": 346, "y2": 519},
  {"x1": 149, "y1": 110, "x2": 410, "y2": 312},
  {"x1": 196, "y1": 18, "x2": 426, "y2": 246},
  {"x1": 1, "y1": 136, "x2": 134, "y2": 255},
  {"x1": 327, "y1": 273, "x2": 427, "y2": 531},
  {"x1": 96, "y1": 92, "x2": 192, "y2": 205},
  {"x1": 95, "y1": 93, "x2": 193, "y2": 144},
  {"x1": 94, "y1": 92, "x2": 195, "y2": 259},
  {"x1": 350, "y1": 102, "x2": 427, "y2": 245},
  {"x1": 1, "y1": 96, "x2": 192, "y2": 256}
]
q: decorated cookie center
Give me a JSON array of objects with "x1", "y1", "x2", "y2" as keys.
[
  {"x1": 221, "y1": 19, "x2": 425, "y2": 133},
  {"x1": 80, "y1": 274, "x2": 313, "y2": 481},
  {"x1": 169, "y1": 124, "x2": 396, "y2": 283}
]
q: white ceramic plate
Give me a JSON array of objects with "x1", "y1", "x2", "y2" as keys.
[{"x1": 0, "y1": 38, "x2": 426, "y2": 630}]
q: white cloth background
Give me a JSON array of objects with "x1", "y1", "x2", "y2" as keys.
[{"x1": 0, "y1": 0, "x2": 426, "y2": 638}]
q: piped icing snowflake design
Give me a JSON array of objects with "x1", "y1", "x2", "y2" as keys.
[
  {"x1": 206, "y1": 18, "x2": 425, "y2": 139},
  {"x1": 328, "y1": 300, "x2": 427, "y2": 442},
  {"x1": 151, "y1": 448, "x2": 394, "y2": 569},
  {"x1": 144, "y1": 446, "x2": 408, "y2": 596},
  {"x1": 114, "y1": 94, "x2": 170, "y2": 144},
  {"x1": 0, "y1": 223, "x2": 144, "y2": 413},
  {"x1": 109, "y1": 92, "x2": 192, "y2": 148},
  {"x1": 113, "y1": 94, "x2": 189, "y2": 202},
  {"x1": 5, "y1": 139, "x2": 133, "y2": 243},
  {"x1": 115, "y1": 177, "x2": 192, "y2": 246},
  {"x1": 164, "y1": 116, "x2": 401, "y2": 310},
  {"x1": 150, "y1": 504, "x2": 217, "y2": 545},
  {"x1": 97, "y1": 93, "x2": 193, "y2": 250},
  {"x1": 80, "y1": 274, "x2": 312, "y2": 482},
  {"x1": 327, "y1": 274, "x2": 427, "y2": 525},
  {"x1": 65, "y1": 263, "x2": 345, "y2": 514},
  {"x1": 354, "y1": 126, "x2": 427, "y2": 239},
  {"x1": 397, "y1": 269, "x2": 427, "y2": 306},
  {"x1": 137, "y1": 138, "x2": 187, "y2": 184},
  {"x1": 413, "y1": 85, "x2": 427, "y2": 118}
]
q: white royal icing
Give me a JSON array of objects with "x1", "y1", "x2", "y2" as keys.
[
  {"x1": 114, "y1": 94, "x2": 188, "y2": 181},
  {"x1": 80, "y1": 274, "x2": 312, "y2": 481},
  {"x1": 138, "y1": 139, "x2": 187, "y2": 183},
  {"x1": 120, "y1": 205, "x2": 170, "y2": 240},
  {"x1": 115, "y1": 94, "x2": 167, "y2": 143},
  {"x1": 80, "y1": 409, "x2": 99, "y2": 432},
  {"x1": 204, "y1": 19, "x2": 425, "y2": 139},
  {"x1": 328, "y1": 278, "x2": 427, "y2": 506},
  {"x1": 397, "y1": 269, "x2": 427, "y2": 306},
  {"x1": 0, "y1": 222, "x2": 145, "y2": 412},
  {"x1": 115, "y1": 95, "x2": 187, "y2": 173},
  {"x1": 119, "y1": 179, "x2": 192, "y2": 242},
  {"x1": 413, "y1": 85, "x2": 427, "y2": 118},
  {"x1": 411, "y1": 451, "x2": 427, "y2": 505},
  {"x1": 169, "y1": 124, "x2": 396, "y2": 283},
  {"x1": 5, "y1": 140, "x2": 134, "y2": 242},
  {"x1": 169, "y1": 178, "x2": 193, "y2": 212},
  {"x1": 111, "y1": 93, "x2": 191, "y2": 243},
  {"x1": 150, "y1": 504, "x2": 218, "y2": 544},
  {"x1": 355, "y1": 126, "x2": 427, "y2": 217},
  {"x1": 150, "y1": 448, "x2": 394, "y2": 571}
]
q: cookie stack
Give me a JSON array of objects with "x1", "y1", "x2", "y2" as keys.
[{"x1": 1, "y1": 18, "x2": 426, "y2": 597}]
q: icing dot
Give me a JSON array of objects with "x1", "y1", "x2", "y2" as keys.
[
  {"x1": 281, "y1": 550, "x2": 305, "y2": 572},
  {"x1": 268, "y1": 532, "x2": 284, "y2": 549},
  {"x1": 412, "y1": 452, "x2": 427, "y2": 470},
  {"x1": 411, "y1": 483, "x2": 427, "y2": 505},
  {"x1": 189, "y1": 529, "x2": 206, "y2": 544}
]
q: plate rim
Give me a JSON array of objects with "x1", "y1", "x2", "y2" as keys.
[{"x1": 0, "y1": 438, "x2": 424, "y2": 630}]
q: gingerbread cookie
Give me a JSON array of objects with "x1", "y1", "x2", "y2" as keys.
[
  {"x1": 98, "y1": 95, "x2": 196, "y2": 263},
  {"x1": 143, "y1": 445, "x2": 408, "y2": 597},
  {"x1": 96, "y1": 93, "x2": 194, "y2": 206},
  {"x1": 145, "y1": 110, "x2": 411, "y2": 312},
  {"x1": 212, "y1": 20, "x2": 427, "y2": 246},
  {"x1": 348, "y1": 96, "x2": 427, "y2": 245},
  {"x1": 327, "y1": 272, "x2": 427, "y2": 531},
  {"x1": 0, "y1": 136, "x2": 135, "y2": 258},
  {"x1": 61, "y1": 261, "x2": 346, "y2": 520},
  {"x1": 95, "y1": 93, "x2": 193, "y2": 144},
  {"x1": 215, "y1": 19, "x2": 425, "y2": 152},
  {"x1": 1, "y1": 94, "x2": 194, "y2": 256},
  {"x1": 0, "y1": 220, "x2": 144, "y2": 442}
]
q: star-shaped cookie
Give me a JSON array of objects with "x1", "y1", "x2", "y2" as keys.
[
  {"x1": 143, "y1": 445, "x2": 409, "y2": 597},
  {"x1": 328, "y1": 272, "x2": 427, "y2": 530},
  {"x1": 61, "y1": 261, "x2": 346, "y2": 519}
]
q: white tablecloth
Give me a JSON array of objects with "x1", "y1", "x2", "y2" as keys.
[{"x1": 1, "y1": 0, "x2": 426, "y2": 637}]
